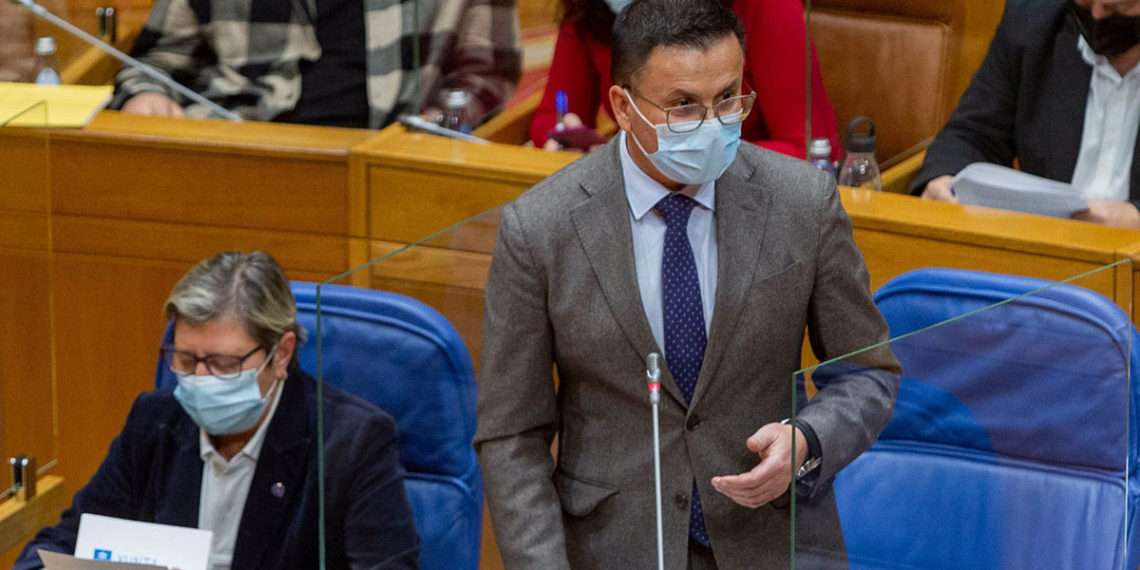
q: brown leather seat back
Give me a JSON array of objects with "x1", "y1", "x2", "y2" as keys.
[{"x1": 810, "y1": 0, "x2": 967, "y2": 164}]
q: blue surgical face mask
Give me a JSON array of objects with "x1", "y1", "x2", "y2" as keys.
[
  {"x1": 625, "y1": 90, "x2": 742, "y2": 186},
  {"x1": 174, "y1": 347, "x2": 279, "y2": 435},
  {"x1": 604, "y1": 0, "x2": 632, "y2": 14}
]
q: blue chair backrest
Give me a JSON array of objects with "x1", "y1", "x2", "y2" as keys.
[
  {"x1": 832, "y1": 268, "x2": 1140, "y2": 569},
  {"x1": 157, "y1": 282, "x2": 481, "y2": 570}
]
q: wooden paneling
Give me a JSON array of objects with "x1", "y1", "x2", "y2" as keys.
[
  {"x1": 51, "y1": 216, "x2": 350, "y2": 274},
  {"x1": 855, "y1": 227, "x2": 1118, "y2": 295},
  {"x1": 0, "y1": 248, "x2": 55, "y2": 478},
  {"x1": 49, "y1": 141, "x2": 351, "y2": 234},
  {"x1": 0, "y1": 130, "x2": 49, "y2": 213},
  {"x1": 360, "y1": 126, "x2": 575, "y2": 245}
]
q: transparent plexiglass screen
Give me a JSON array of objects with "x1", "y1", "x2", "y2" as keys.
[{"x1": 792, "y1": 260, "x2": 1135, "y2": 569}]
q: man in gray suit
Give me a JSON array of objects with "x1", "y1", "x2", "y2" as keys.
[{"x1": 475, "y1": 0, "x2": 901, "y2": 568}]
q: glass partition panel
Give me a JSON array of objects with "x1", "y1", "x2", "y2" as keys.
[
  {"x1": 0, "y1": 100, "x2": 58, "y2": 562},
  {"x1": 312, "y1": 206, "x2": 501, "y2": 569},
  {"x1": 792, "y1": 260, "x2": 1135, "y2": 569}
]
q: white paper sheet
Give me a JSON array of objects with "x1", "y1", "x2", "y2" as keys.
[
  {"x1": 72, "y1": 514, "x2": 212, "y2": 570},
  {"x1": 952, "y1": 162, "x2": 1089, "y2": 218},
  {"x1": 39, "y1": 550, "x2": 164, "y2": 570}
]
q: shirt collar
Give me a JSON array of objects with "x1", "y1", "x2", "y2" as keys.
[
  {"x1": 199, "y1": 378, "x2": 285, "y2": 463},
  {"x1": 1077, "y1": 35, "x2": 1140, "y2": 82},
  {"x1": 619, "y1": 131, "x2": 716, "y2": 222}
]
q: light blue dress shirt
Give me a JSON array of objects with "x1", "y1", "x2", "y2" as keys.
[{"x1": 619, "y1": 132, "x2": 718, "y2": 357}]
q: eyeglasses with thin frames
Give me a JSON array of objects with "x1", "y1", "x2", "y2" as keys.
[
  {"x1": 160, "y1": 344, "x2": 266, "y2": 380},
  {"x1": 625, "y1": 86, "x2": 757, "y2": 134}
]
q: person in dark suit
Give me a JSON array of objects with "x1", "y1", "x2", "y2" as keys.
[
  {"x1": 475, "y1": 1, "x2": 901, "y2": 568},
  {"x1": 914, "y1": 0, "x2": 1140, "y2": 228},
  {"x1": 15, "y1": 251, "x2": 420, "y2": 570}
]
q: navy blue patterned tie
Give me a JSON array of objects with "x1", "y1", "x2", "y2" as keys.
[{"x1": 656, "y1": 193, "x2": 710, "y2": 546}]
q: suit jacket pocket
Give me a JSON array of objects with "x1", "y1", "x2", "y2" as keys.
[{"x1": 554, "y1": 469, "x2": 619, "y2": 517}]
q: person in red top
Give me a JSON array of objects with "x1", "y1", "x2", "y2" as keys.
[{"x1": 532, "y1": 0, "x2": 839, "y2": 160}]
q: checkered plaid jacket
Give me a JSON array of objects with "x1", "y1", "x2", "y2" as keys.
[{"x1": 111, "y1": 0, "x2": 521, "y2": 128}]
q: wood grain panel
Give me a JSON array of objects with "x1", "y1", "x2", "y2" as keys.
[
  {"x1": 361, "y1": 126, "x2": 575, "y2": 245},
  {"x1": 0, "y1": 130, "x2": 49, "y2": 213},
  {"x1": 0, "y1": 248, "x2": 56, "y2": 478},
  {"x1": 0, "y1": 212, "x2": 50, "y2": 251},
  {"x1": 49, "y1": 140, "x2": 351, "y2": 234},
  {"x1": 51, "y1": 216, "x2": 350, "y2": 275},
  {"x1": 856, "y1": 227, "x2": 1117, "y2": 296}
]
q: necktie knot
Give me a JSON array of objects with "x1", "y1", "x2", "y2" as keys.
[{"x1": 655, "y1": 193, "x2": 697, "y2": 229}]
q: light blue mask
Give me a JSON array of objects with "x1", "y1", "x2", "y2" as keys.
[
  {"x1": 173, "y1": 349, "x2": 278, "y2": 435},
  {"x1": 625, "y1": 91, "x2": 742, "y2": 186},
  {"x1": 604, "y1": 0, "x2": 632, "y2": 14}
]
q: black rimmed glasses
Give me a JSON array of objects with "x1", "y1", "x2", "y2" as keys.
[
  {"x1": 625, "y1": 87, "x2": 757, "y2": 134},
  {"x1": 160, "y1": 344, "x2": 265, "y2": 379}
]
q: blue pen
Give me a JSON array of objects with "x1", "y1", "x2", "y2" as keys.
[{"x1": 555, "y1": 90, "x2": 568, "y2": 131}]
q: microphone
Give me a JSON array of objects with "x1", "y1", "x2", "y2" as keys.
[
  {"x1": 10, "y1": 0, "x2": 242, "y2": 122},
  {"x1": 646, "y1": 353, "x2": 665, "y2": 570},
  {"x1": 398, "y1": 114, "x2": 491, "y2": 145}
]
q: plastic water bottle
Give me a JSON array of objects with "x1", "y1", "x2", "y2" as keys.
[
  {"x1": 837, "y1": 116, "x2": 882, "y2": 192},
  {"x1": 441, "y1": 89, "x2": 472, "y2": 134},
  {"x1": 33, "y1": 37, "x2": 61, "y2": 85},
  {"x1": 809, "y1": 138, "x2": 836, "y2": 179}
]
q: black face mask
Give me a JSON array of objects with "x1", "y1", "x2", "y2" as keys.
[{"x1": 1069, "y1": 5, "x2": 1140, "y2": 58}]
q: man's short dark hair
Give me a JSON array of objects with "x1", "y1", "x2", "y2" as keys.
[{"x1": 611, "y1": 0, "x2": 744, "y2": 86}]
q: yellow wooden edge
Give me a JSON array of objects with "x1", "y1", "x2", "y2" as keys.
[
  {"x1": 881, "y1": 150, "x2": 926, "y2": 195},
  {"x1": 0, "y1": 475, "x2": 67, "y2": 554}
]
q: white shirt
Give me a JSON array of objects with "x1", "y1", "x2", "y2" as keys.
[
  {"x1": 1070, "y1": 36, "x2": 1140, "y2": 201},
  {"x1": 619, "y1": 132, "x2": 718, "y2": 356},
  {"x1": 197, "y1": 381, "x2": 284, "y2": 570}
]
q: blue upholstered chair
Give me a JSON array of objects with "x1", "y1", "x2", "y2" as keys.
[
  {"x1": 829, "y1": 268, "x2": 1140, "y2": 569},
  {"x1": 157, "y1": 282, "x2": 482, "y2": 570}
]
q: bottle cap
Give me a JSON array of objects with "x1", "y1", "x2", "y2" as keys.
[
  {"x1": 445, "y1": 89, "x2": 470, "y2": 110},
  {"x1": 35, "y1": 37, "x2": 57, "y2": 56},
  {"x1": 845, "y1": 116, "x2": 876, "y2": 154},
  {"x1": 809, "y1": 138, "x2": 832, "y2": 158}
]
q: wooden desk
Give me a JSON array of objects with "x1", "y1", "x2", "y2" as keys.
[{"x1": 6, "y1": 116, "x2": 1140, "y2": 570}]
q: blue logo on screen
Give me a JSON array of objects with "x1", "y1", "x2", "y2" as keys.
[{"x1": 93, "y1": 549, "x2": 112, "y2": 560}]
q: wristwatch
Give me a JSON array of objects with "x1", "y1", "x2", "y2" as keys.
[{"x1": 781, "y1": 418, "x2": 822, "y2": 480}]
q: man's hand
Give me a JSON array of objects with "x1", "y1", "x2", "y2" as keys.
[
  {"x1": 1072, "y1": 200, "x2": 1140, "y2": 229},
  {"x1": 122, "y1": 92, "x2": 185, "y2": 118},
  {"x1": 920, "y1": 175, "x2": 958, "y2": 203},
  {"x1": 711, "y1": 422, "x2": 808, "y2": 509}
]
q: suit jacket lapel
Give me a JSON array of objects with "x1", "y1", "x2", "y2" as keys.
[
  {"x1": 690, "y1": 160, "x2": 772, "y2": 409},
  {"x1": 570, "y1": 140, "x2": 687, "y2": 405},
  {"x1": 1052, "y1": 22, "x2": 1093, "y2": 180},
  {"x1": 1131, "y1": 124, "x2": 1140, "y2": 201},
  {"x1": 159, "y1": 416, "x2": 205, "y2": 528},
  {"x1": 231, "y1": 373, "x2": 311, "y2": 570}
]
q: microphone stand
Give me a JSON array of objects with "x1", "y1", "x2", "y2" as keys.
[
  {"x1": 10, "y1": 0, "x2": 242, "y2": 122},
  {"x1": 647, "y1": 353, "x2": 665, "y2": 570}
]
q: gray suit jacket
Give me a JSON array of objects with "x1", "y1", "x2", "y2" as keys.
[{"x1": 475, "y1": 138, "x2": 901, "y2": 570}]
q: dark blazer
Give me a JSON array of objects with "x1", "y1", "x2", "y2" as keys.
[
  {"x1": 15, "y1": 369, "x2": 420, "y2": 569},
  {"x1": 475, "y1": 137, "x2": 901, "y2": 570},
  {"x1": 911, "y1": 0, "x2": 1140, "y2": 201}
]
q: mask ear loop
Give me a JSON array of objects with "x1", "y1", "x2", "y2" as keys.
[{"x1": 623, "y1": 89, "x2": 659, "y2": 156}]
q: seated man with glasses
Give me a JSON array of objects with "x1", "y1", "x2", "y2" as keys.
[
  {"x1": 476, "y1": 0, "x2": 899, "y2": 568},
  {"x1": 15, "y1": 251, "x2": 420, "y2": 570}
]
